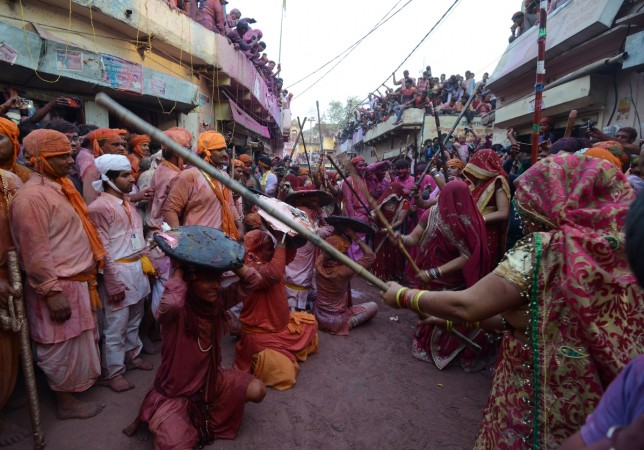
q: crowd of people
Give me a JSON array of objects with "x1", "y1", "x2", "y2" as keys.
[
  {"x1": 509, "y1": 0, "x2": 570, "y2": 42},
  {"x1": 337, "y1": 66, "x2": 495, "y2": 145},
  {"x1": 163, "y1": 0, "x2": 293, "y2": 107},
  {"x1": 0, "y1": 85, "x2": 643, "y2": 450}
]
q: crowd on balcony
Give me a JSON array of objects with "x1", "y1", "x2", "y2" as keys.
[
  {"x1": 163, "y1": 0, "x2": 293, "y2": 108},
  {"x1": 509, "y1": 0, "x2": 571, "y2": 42},
  {"x1": 337, "y1": 67, "x2": 495, "y2": 144}
]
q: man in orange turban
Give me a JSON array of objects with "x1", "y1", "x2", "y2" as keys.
[
  {"x1": 87, "y1": 128, "x2": 125, "y2": 157},
  {"x1": 0, "y1": 117, "x2": 32, "y2": 182},
  {"x1": 162, "y1": 131, "x2": 242, "y2": 239},
  {"x1": 127, "y1": 134, "x2": 151, "y2": 181},
  {"x1": 9, "y1": 129, "x2": 106, "y2": 421},
  {"x1": 446, "y1": 158, "x2": 465, "y2": 180}
]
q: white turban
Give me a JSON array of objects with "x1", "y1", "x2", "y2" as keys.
[{"x1": 92, "y1": 154, "x2": 132, "y2": 192}]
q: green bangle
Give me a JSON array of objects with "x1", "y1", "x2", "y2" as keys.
[
  {"x1": 446, "y1": 320, "x2": 454, "y2": 333},
  {"x1": 395, "y1": 288, "x2": 407, "y2": 308}
]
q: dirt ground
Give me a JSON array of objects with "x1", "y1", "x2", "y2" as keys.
[{"x1": 6, "y1": 278, "x2": 491, "y2": 450}]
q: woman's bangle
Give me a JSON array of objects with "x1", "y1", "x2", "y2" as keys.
[
  {"x1": 428, "y1": 268, "x2": 442, "y2": 280},
  {"x1": 412, "y1": 290, "x2": 424, "y2": 314},
  {"x1": 446, "y1": 320, "x2": 454, "y2": 333},
  {"x1": 395, "y1": 288, "x2": 407, "y2": 308}
]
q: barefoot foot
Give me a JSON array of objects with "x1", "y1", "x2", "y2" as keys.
[
  {"x1": 126, "y1": 357, "x2": 153, "y2": 371},
  {"x1": 101, "y1": 375, "x2": 134, "y2": 393},
  {"x1": 55, "y1": 392, "x2": 105, "y2": 420},
  {"x1": 0, "y1": 417, "x2": 30, "y2": 447}
]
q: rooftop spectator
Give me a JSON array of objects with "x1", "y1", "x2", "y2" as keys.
[{"x1": 195, "y1": 0, "x2": 226, "y2": 34}]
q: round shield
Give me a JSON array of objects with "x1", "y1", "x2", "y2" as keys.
[
  {"x1": 325, "y1": 216, "x2": 376, "y2": 237},
  {"x1": 283, "y1": 190, "x2": 334, "y2": 208},
  {"x1": 154, "y1": 225, "x2": 244, "y2": 271},
  {"x1": 257, "y1": 197, "x2": 315, "y2": 237}
]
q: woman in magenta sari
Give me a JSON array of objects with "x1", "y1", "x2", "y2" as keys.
[
  {"x1": 463, "y1": 149, "x2": 510, "y2": 265},
  {"x1": 371, "y1": 182, "x2": 410, "y2": 281},
  {"x1": 383, "y1": 154, "x2": 643, "y2": 448},
  {"x1": 398, "y1": 180, "x2": 492, "y2": 370}
]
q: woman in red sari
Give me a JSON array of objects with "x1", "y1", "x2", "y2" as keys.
[
  {"x1": 398, "y1": 180, "x2": 492, "y2": 371},
  {"x1": 234, "y1": 230, "x2": 318, "y2": 391},
  {"x1": 371, "y1": 182, "x2": 410, "y2": 281},
  {"x1": 463, "y1": 149, "x2": 510, "y2": 265}
]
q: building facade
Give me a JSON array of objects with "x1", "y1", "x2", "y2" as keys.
[{"x1": 0, "y1": 0, "x2": 289, "y2": 150}]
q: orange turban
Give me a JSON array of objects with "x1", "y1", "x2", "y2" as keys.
[
  {"x1": 447, "y1": 158, "x2": 465, "y2": 170},
  {"x1": 584, "y1": 148, "x2": 623, "y2": 170},
  {"x1": 129, "y1": 134, "x2": 150, "y2": 159},
  {"x1": 0, "y1": 117, "x2": 20, "y2": 170},
  {"x1": 164, "y1": 127, "x2": 193, "y2": 148},
  {"x1": 23, "y1": 129, "x2": 71, "y2": 166},
  {"x1": 233, "y1": 159, "x2": 244, "y2": 168},
  {"x1": 351, "y1": 156, "x2": 365, "y2": 165},
  {"x1": 325, "y1": 234, "x2": 350, "y2": 253},
  {"x1": 87, "y1": 128, "x2": 122, "y2": 157},
  {"x1": 197, "y1": 131, "x2": 226, "y2": 163},
  {"x1": 238, "y1": 154, "x2": 253, "y2": 164}
]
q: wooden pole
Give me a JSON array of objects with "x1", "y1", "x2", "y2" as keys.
[
  {"x1": 9, "y1": 250, "x2": 45, "y2": 449},
  {"x1": 531, "y1": 2, "x2": 549, "y2": 164},
  {"x1": 297, "y1": 116, "x2": 312, "y2": 175},
  {"x1": 414, "y1": 102, "x2": 447, "y2": 189},
  {"x1": 277, "y1": 117, "x2": 306, "y2": 194},
  {"x1": 95, "y1": 93, "x2": 480, "y2": 353}
]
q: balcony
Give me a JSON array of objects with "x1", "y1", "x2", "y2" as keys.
[
  {"x1": 0, "y1": 0, "x2": 281, "y2": 132},
  {"x1": 363, "y1": 108, "x2": 425, "y2": 144}
]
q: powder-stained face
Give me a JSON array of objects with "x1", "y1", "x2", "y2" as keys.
[
  {"x1": 0, "y1": 133, "x2": 13, "y2": 163},
  {"x1": 46, "y1": 152, "x2": 74, "y2": 177},
  {"x1": 101, "y1": 137, "x2": 126, "y2": 155},
  {"x1": 111, "y1": 170, "x2": 135, "y2": 194},
  {"x1": 188, "y1": 270, "x2": 222, "y2": 303}
]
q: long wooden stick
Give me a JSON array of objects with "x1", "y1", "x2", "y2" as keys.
[
  {"x1": 95, "y1": 93, "x2": 480, "y2": 353},
  {"x1": 347, "y1": 164, "x2": 421, "y2": 275},
  {"x1": 297, "y1": 116, "x2": 312, "y2": 175},
  {"x1": 9, "y1": 250, "x2": 45, "y2": 449},
  {"x1": 277, "y1": 117, "x2": 306, "y2": 194},
  {"x1": 564, "y1": 110, "x2": 577, "y2": 138}
]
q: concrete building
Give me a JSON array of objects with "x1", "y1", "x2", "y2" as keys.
[
  {"x1": 488, "y1": 0, "x2": 643, "y2": 145},
  {"x1": 336, "y1": 107, "x2": 492, "y2": 164},
  {"x1": 0, "y1": 0, "x2": 288, "y2": 151}
]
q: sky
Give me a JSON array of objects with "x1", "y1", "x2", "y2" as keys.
[{"x1": 231, "y1": 0, "x2": 519, "y2": 123}]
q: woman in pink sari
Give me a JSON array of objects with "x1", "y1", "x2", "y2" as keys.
[
  {"x1": 383, "y1": 154, "x2": 643, "y2": 448},
  {"x1": 463, "y1": 149, "x2": 510, "y2": 265},
  {"x1": 398, "y1": 180, "x2": 492, "y2": 371}
]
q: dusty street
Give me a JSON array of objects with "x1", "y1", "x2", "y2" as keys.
[{"x1": 6, "y1": 278, "x2": 491, "y2": 450}]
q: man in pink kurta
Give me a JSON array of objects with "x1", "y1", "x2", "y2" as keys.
[
  {"x1": 76, "y1": 146, "x2": 99, "y2": 205},
  {"x1": 365, "y1": 160, "x2": 391, "y2": 200},
  {"x1": 10, "y1": 129, "x2": 104, "y2": 420},
  {"x1": 144, "y1": 129, "x2": 189, "y2": 316},
  {"x1": 162, "y1": 131, "x2": 242, "y2": 239}
]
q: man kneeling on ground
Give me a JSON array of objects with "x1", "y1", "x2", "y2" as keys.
[{"x1": 124, "y1": 226, "x2": 266, "y2": 449}]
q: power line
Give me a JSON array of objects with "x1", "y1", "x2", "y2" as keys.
[
  {"x1": 357, "y1": 0, "x2": 462, "y2": 105},
  {"x1": 286, "y1": 0, "x2": 414, "y2": 90}
]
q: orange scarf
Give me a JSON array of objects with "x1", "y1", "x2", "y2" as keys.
[
  {"x1": 201, "y1": 169, "x2": 239, "y2": 239},
  {"x1": 0, "y1": 117, "x2": 20, "y2": 173}
]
